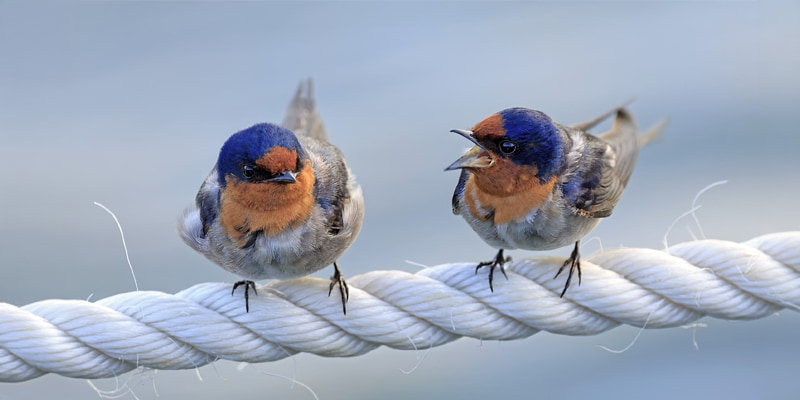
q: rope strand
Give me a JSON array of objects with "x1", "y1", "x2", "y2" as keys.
[{"x1": 1, "y1": 231, "x2": 798, "y2": 382}]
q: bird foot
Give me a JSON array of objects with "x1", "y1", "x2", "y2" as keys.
[
  {"x1": 328, "y1": 262, "x2": 350, "y2": 315},
  {"x1": 554, "y1": 241, "x2": 582, "y2": 297},
  {"x1": 232, "y1": 280, "x2": 258, "y2": 312},
  {"x1": 475, "y1": 249, "x2": 511, "y2": 292}
]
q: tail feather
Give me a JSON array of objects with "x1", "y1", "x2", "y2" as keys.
[
  {"x1": 639, "y1": 117, "x2": 669, "y2": 147},
  {"x1": 571, "y1": 98, "x2": 636, "y2": 132},
  {"x1": 600, "y1": 110, "x2": 668, "y2": 191},
  {"x1": 600, "y1": 109, "x2": 640, "y2": 189},
  {"x1": 282, "y1": 79, "x2": 329, "y2": 142}
]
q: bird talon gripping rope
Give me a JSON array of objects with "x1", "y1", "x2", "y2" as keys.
[{"x1": 0, "y1": 232, "x2": 798, "y2": 383}]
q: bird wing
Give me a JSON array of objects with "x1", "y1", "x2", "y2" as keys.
[
  {"x1": 196, "y1": 167, "x2": 221, "y2": 237},
  {"x1": 451, "y1": 169, "x2": 470, "y2": 215},
  {"x1": 570, "y1": 109, "x2": 640, "y2": 218},
  {"x1": 282, "y1": 79, "x2": 330, "y2": 142},
  {"x1": 300, "y1": 136, "x2": 353, "y2": 236}
]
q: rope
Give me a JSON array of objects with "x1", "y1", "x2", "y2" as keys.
[{"x1": 1, "y1": 231, "x2": 799, "y2": 382}]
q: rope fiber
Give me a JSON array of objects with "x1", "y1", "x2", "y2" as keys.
[{"x1": 1, "y1": 231, "x2": 799, "y2": 382}]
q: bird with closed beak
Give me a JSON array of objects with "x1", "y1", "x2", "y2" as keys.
[{"x1": 179, "y1": 80, "x2": 363, "y2": 313}]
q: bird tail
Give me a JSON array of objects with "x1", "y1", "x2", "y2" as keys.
[
  {"x1": 282, "y1": 79, "x2": 330, "y2": 142},
  {"x1": 571, "y1": 100, "x2": 667, "y2": 149},
  {"x1": 600, "y1": 109, "x2": 639, "y2": 184},
  {"x1": 570, "y1": 98, "x2": 636, "y2": 132},
  {"x1": 638, "y1": 117, "x2": 669, "y2": 148},
  {"x1": 599, "y1": 109, "x2": 668, "y2": 191}
]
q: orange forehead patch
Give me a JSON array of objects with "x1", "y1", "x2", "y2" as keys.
[
  {"x1": 472, "y1": 113, "x2": 506, "y2": 139},
  {"x1": 256, "y1": 147, "x2": 298, "y2": 173}
]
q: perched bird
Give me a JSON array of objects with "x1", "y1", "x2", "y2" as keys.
[
  {"x1": 179, "y1": 80, "x2": 364, "y2": 313},
  {"x1": 446, "y1": 105, "x2": 665, "y2": 297}
]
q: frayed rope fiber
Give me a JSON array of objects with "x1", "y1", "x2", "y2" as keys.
[{"x1": 1, "y1": 232, "x2": 799, "y2": 382}]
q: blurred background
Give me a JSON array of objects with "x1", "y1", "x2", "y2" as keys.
[{"x1": 1, "y1": 1, "x2": 799, "y2": 399}]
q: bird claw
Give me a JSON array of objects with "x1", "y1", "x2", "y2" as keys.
[
  {"x1": 328, "y1": 262, "x2": 349, "y2": 315},
  {"x1": 554, "y1": 241, "x2": 582, "y2": 297},
  {"x1": 232, "y1": 280, "x2": 258, "y2": 312},
  {"x1": 476, "y1": 249, "x2": 511, "y2": 292}
]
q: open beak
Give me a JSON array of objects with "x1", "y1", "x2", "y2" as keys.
[
  {"x1": 445, "y1": 129, "x2": 494, "y2": 171},
  {"x1": 266, "y1": 170, "x2": 297, "y2": 184}
]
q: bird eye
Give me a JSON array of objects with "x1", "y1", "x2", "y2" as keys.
[
  {"x1": 498, "y1": 140, "x2": 518, "y2": 155},
  {"x1": 241, "y1": 164, "x2": 255, "y2": 179}
]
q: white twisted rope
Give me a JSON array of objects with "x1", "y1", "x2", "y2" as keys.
[{"x1": 1, "y1": 231, "x2": 799, "y2": 382}]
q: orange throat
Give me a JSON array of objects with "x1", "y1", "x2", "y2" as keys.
[
  {"x1": 464, "y1": 160, "x2": 556, "y2": 225},
  {"x1": 220, "y1": 164, "x2": 316, "y2": 245}
]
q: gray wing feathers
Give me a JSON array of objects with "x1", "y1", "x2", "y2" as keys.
[
  {"x1": 178, "y1": 168, "x2": 220, "y2": 253},
  {"x1": 282, "y1": 79, "x2": 329, "y2": 142},
  {"x1": 299, "y1": 136, "x2": 352, "y2": 231},
  {"x1": 195, "y1": 167, "x2": 221, "y2": 236},
  {"x1": 575, "y1": 109, "x2": 642, "y2": 218},
  {"x1": 452, "y1": 169, "x2": 470, "y2": 215}
]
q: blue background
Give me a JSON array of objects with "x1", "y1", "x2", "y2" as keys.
[{"x1": 1, "y1": 1, "x2": 799, "y2": 399}]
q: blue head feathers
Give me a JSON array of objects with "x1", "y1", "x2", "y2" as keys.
[
  {"x1": 217, "y1": 123, "x2": 306, "y2": 187},
  {"x1": 498, "y1": 108, "x2": 563, "y2": 182}
]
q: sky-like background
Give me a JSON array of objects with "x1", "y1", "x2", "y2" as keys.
[{"x1": 1, "y1": 1, "x2": 799, "y2": 399}]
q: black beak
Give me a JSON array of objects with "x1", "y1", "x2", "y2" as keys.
[
  {"x1": 445, "y1": 129, "x2": 495, "y2": 171},
  {"x1": 266, "y1": 171, "x2": 297, "y2": 184},
  {"x1": 450, "y1": 129, "x2": 485, "y2": 148}
]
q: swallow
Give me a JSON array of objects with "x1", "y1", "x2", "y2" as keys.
[
  {"x1": 179, "y1": 80, "x2": 364, "y2": 313},
  {"x1": 446, "y1": 104, "x2": 666, "y2": 297}
]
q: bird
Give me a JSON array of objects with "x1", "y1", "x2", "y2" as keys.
[
  {"x1": 446, "y1": 104, "x2": 666, "y2": 297},
  {"x1": 179, "y1": 80, "x2": 364, "y2": 314}
]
